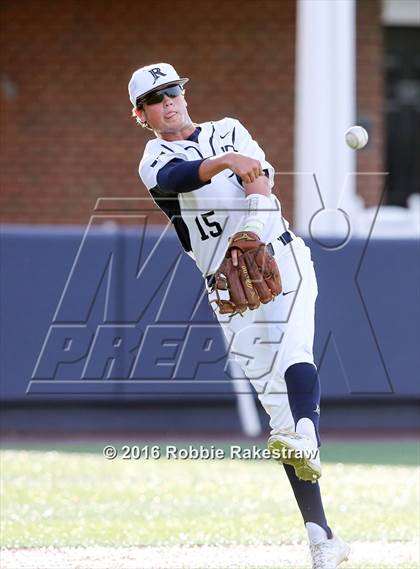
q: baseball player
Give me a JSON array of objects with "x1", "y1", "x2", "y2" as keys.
[{"x1": 128, "y1": 63, "x2": 350, "y2": 569}]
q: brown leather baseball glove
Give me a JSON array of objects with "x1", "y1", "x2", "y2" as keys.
[{"x1": 210, "y1": 231, "x2": 282, "y2": 315}]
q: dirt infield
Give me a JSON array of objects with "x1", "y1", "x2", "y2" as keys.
[{"x1": 1, "y1": 542, "x2": 418, "y2": 569}]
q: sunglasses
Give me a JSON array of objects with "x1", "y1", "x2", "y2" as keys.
[{"x1": 136, "y1": 84, "x2": 183, "y2": 108}]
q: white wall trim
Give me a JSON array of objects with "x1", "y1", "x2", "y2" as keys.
[
  {"x1": 382, "y1": 0, "x2": 420, "y2": 26},
  {"x1": 294, "y1": 0, "x2": 361, "y2": 236}
]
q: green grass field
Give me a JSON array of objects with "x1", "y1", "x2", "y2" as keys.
[{"x1": 1, "y1": 439, "x2": 419, "y2": 568}]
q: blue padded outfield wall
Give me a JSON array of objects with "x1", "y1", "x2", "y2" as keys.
[{"x1": 1, "y1": 224, "x2": 419, "y2": 411}]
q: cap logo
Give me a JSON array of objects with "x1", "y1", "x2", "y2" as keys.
[{"x1": 149, "y1": 67, "x2": 167, "y2": 84}]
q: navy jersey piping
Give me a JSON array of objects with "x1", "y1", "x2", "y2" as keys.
[{"x1": 148, "y1": 186, "x2": 193, "y2": 253}]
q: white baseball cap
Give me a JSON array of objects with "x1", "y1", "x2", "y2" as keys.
[{"x1": 128, "y1": 63, "x2": 189, "y2": 106}]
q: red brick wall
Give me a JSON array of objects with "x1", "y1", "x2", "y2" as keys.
[
  {"x1": 0, "y1": 1, "x2": 384, "y2": 226},
  {"x1": 356, "y1": 0, "x2": 385, "y2": 207},
  {"x1": 0, "y1": 0, "x2": 296, "y2": 225}
]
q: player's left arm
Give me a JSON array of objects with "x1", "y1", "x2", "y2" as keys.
[
  {"x1": 233, "y1": 119, "x2": 277, "y2": 239},
  {"x1": 240, "y1": 151, "x2": 275, "y2": 238},
  {"x1": 229, "y1": 175, "x2": 274, "y2": 267},
  {"x1": 227, "y1": 127, "x2": 276, "y2": 266},
  {"x1": 243, "y1": 174, "x2": 271, "y2": 197}
]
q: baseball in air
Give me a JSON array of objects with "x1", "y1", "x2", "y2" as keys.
[{"x1": 345, "y1": 126, "x2": 368, "y2": 150}]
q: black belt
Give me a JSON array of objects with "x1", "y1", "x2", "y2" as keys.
[{"x1": 206, "y1": 231, "x2": 293, "y2": 287}]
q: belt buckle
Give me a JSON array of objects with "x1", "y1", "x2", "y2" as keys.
[
  {"x1": 206, "y1": 274, "x2": 215, "y2": 288},
  {"x1": 278, "y1": 231, "x2": 292, "y2": 246},
  {"x1": 267, "y1": 231, "x2": 293, "y2": 257}
]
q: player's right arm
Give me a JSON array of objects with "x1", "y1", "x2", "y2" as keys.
[
  {"x1": 142, "y1": 150, "x2": 264, "y2": 193},
  {"x1": 198, "y1": 152, "x2": 264, "y2": 185}
]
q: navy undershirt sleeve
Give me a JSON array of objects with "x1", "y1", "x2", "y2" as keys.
[{"x1": 156, "y1": 158, "x2": 211, "y2": 194}]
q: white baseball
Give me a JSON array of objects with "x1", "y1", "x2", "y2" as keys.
[{"x1": 345, "y1": 126, "x2": 368, "y2": 150}]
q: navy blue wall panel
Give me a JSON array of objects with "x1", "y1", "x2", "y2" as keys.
[{"x1": 1, "y1": 225, "x2": 419, "y2": 403}]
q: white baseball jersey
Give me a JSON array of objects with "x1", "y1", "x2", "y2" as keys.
[
  {"x1": 138, "y1": 115, "x2": 319, "y2": 437},
  {"x1": 139, "y1": 117, "x2": 288, "y2": 276}
]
